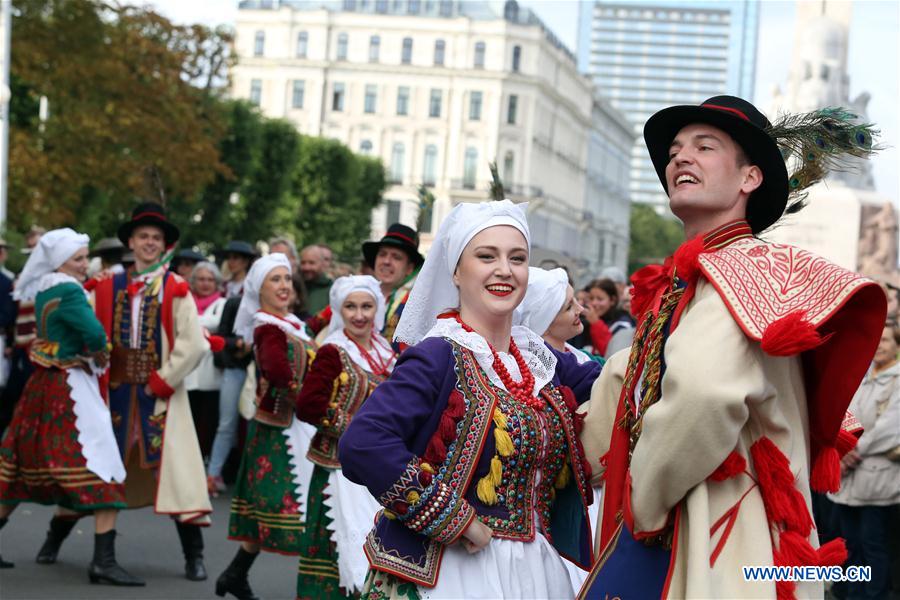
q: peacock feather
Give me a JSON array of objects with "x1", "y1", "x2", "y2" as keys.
[{"x1": 766, "y1": 107, "x2": 880, "y2": 214}]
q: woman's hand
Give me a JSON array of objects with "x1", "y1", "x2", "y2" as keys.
[
  {"x1": 840, "y1": 449, "x2": 861, "y2": 472},
  {"x1": 460, "y1": 518, "x2": 492, "y2": 554}
]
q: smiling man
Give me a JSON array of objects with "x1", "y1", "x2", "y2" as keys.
[
  {"x1": 362, "y1": 224, "x2": 425, "y2": 344},
  {"x1": 579, "y1": 96, "x2": 887, "y2": 599}
]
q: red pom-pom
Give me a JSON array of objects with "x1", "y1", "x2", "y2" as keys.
[
  {"x1": 84, "y1": 278, "x2": 99, "y2": 291},
  {"x1": 810, "y1": 446, "x2": 841, "y2": 493},
  {"x1": 207, "y1": 334, "x2": 225, "y2": 353},
  {"x1": 629, "y1": 262, "x2": 669, "y2": 318},
  {"x1": 673, "y1": 235, "x2": 705, "y2": 282},
  {"x1": 418, "y1": 470, "x2": 433, "y2": 488},
  {"x1": 817, "y1": 538, "x2": 848, "y2": 567},
  {"x1": 774, "y1": 530, "x2": 817, "y2": 567},
  {"x1": 173, "y1": 280, "x2": 190, "y2": 297},
  {"x1": 710, "y1": 450, "x2": 747, "y2": 481},
  {"x1": 761, "y1": 311, "x2": 830, "y2": 357}
]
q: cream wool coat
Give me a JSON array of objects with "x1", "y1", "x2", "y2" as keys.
[{"x1": 580, "y1": 280, "x2": 821, "y2": 599}]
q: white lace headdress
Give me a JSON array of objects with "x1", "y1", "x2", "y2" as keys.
[
  {"x1": 14, "y1": 228, "x2": 90, "y2": 301},
  {"x1": 513, "y1": 267, "x2": 569, "y2": 336},
  {"x1": 393, "y1": 200, "x2": 530, "y2": 346},
  {"x1": 234, "y1": 253, "x2": 292, "y2": 342}
]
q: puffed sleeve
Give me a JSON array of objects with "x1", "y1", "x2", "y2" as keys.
[
  {"x1": 339, "y1": 338, "x2": 477, "y2": 545},
  {"x1": 57, "y1": 283, "x2": 108, "y2": 353},
  {"x1": 295, "y1": 343, "x2": 343, "y2": 424},
  {"x1": 253, "y1": 324, "x2": 293, "y2": 389},
  {"x1": 552, "y1": 344, "x2": 603, "y2": 404}
]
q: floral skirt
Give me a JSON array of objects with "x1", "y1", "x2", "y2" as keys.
[
  {"x1": 228, "y1": 420, "x2": 304, "y2": 554},
  {"x1": 296, "y1": 465, "x2": 354, "y2": 600},
  {"x1": 0, "y1": 368, "x2": 126, "y2": 511}
]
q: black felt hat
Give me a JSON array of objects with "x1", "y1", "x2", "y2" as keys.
[
  {"x1": 117, "y1": 202, "x2": 180, "y2": 246},
  {"x1": 217, "y1": 240, "x2": 258, "y2": 259},
  {"x1": 644, "y1": 95, "x2": 789, "y2": 233},
  {"x1": 362, "y1": 223, "x2": 425, "y2": 269}
]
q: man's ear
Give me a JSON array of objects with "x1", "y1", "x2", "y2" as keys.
[{"x1": 741, "y1": 165, "x2": 763, "y2": 195}]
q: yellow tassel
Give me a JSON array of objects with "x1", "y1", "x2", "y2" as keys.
[
  {"x1": 476, "y1": 475, "x2": 498, "y2": 505},
  {"x1": 406, "y1": 490, "x2": 420, "y2": 504},
  {"x1": 493, "y1": 409, "x2": 508, "y2": 431},
  {"x1": 421, "y1": 462, "x2": 434, "y2": 474},
  {"x1": 384, "y1": 509, "x2": 397, "y2": 520},
  {"x1": 494, "y1": 428, "x2": 514, "y2": 457},
  {"x1": 329, "y1": 378, "x2": 340, "y2": 401},
  {"x1": 490, "y1": 455, "x2": 503, "y2": 486},
  {"x1": 339, "y1": 372, "x2": 349, "y2": 384},
  {"x1": 307, "y1": 349, "x2": 316, "y2": 363},
  {"x1": 554, "y1": 463, "x2": 571, "y2": 489}
]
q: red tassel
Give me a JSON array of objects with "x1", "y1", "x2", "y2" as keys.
[
  {"x1": 776, "y1": 580, "x2": 796, "y2": 600},
  {"x1": 784, "y1": 487, "x2": 813, "y2": 536},
  {"x1": 817, "y1": 538, "x2": 848, "y2": 567},
  {"x1": 710, "y1": 450, "x2": 747, "y2": 481},
  {"x1": 207, "y1": 334, "x2": 225, "y2": 353},
  {"x1": 774, "y1": 530, "x2": 817, "y2": 567},
  {"x1": 673, "y1": 235, "x2": 705, "y2": 282},
  {"x1": 438, "y1": 414, "x2": 458, "y2": 441},
  {"x1": 835, "y1": 429, "x2": 859, "y2": 457},
  {"x1": 810, "y1": 447, "x2": 841, "y2": 493},
  {"x1": 761, "y1": 311, "x2": 830, "y2": 357},
  {"x1": 629, "y1": 261, "x2": 670, "y2": 318},
  {"x1": 445, "y1": 390, "x2": 466, "y2": 419},
  {"x1": 750, "y1": 437, "x2": 796, "y2": 525},
  {"x1": 173, "y1": 279, "x2": 190, "y2": 297},
  {"x1": 423, "y1": 435, "x2": 447, "y2": 466}
]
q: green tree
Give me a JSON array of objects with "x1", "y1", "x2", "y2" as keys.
[{"x1": 628, "y1": 204, "x2": 684, "y2": 275}]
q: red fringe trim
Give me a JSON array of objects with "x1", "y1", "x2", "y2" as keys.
[
  {"x1": 423, "y1": 390, "x2": 465, "y2": 467},
  {"x1": 761, "y1": 311, "x2": 830, "y2": 357},
  {"x1": 817, "y1": 538, "x2": 848, "y2": 567},
  {"x1": 776, "y1": 580, "x2": 796, "y2": 600},
  {"x1": 774, "y1": 530, "x2": 817, "y2": 567},
  {"x1": 710, "y1": 450, "x2": 747, "y2": 481},
  {"x1": 750, "y1": 437, "x2": 812, "y2": 536},
  {"x1": 835, "y1": 428, "x2": 858, "y2": 457},
  {"x1": 673, "y1": 235, "x2": 705, "y2": 282},
  {"x1": 810, "y1": 447, "x2": 841, "y2": 494}
]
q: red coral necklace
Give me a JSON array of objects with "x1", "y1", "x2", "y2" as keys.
[{"x1": 345, "y1": 330, "x2": 393, "y2": 376}]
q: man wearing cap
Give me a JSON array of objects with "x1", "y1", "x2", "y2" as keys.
[
  {"x1": 87, "y1": 202, "x2": 211, "y2": 582},
  {"x1": 90, "y1": 238, "x2": 126, "y2": 276},
  {"x1": 362, "y1": 223, "x2": 424, "y2": 344},
  {"x1": 171, "y1": 248, "x2": 206, "y2": 280},
  {"x1": 579, "y1": 96, "x2": 886, "y2": 598}
]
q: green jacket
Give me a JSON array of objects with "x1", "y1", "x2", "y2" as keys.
[
  {"x1": 30, "y1": 280, "x2": 107, "y2": 368},
  {"x1": 305, "y1": 274, "x2": 333, "y2": 315}
]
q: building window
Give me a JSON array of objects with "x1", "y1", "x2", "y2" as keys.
[
  {"x1": 429, "y1": 89, "x2": 442, "y2": 118},
  {"x1": 439, "y1": 0, "x2": 452, "y2": 16},
  {"x1": 418, "y1": 198, "x2": 433, "y2": 232},
  {"x1": 423, "y1": 144, "x2": 437, "y2": 186},
  {"x1": 396, "y1": 86, "x2": 410, "y2": 116},
  {"x1": 343, "y1": 0, "x2": 357, "y2": 8},
  {"x1": 507, "y1": 94, "x2": 518, "y2": 124},
  {"x1": 364, "y1": 84, "x2": 377, "y2": 113},
  {"x1": 474, "y1": 41, "x2": 485, "y2": 68},
  {"x1": 402, "y1": 37, "x2": 413, "y2": 65},
  {"x1": 463, "y1": 147, "x2": 478, "y2": 189},
  {"x1": 360, "y1": 139, "x2": 373, "y2": 155},
  {"x1": 434, "y1": 39, "x2": 445, "y2": 65},
  {"x1": 503, "y1": 151, "x2": 514, "y2": 183},
  {"x1": 249, "y1": 79, "x2": 262, "y2": 105},
  {"x1": 469, "y1": 91, "x2": 482, "y2": 121},
  {"x1": 512, "y1": 45, "x2": 521, "y2": 72},
  {"x1": 386, "y1": 199, "x2": 402, "y2": 227},
  {"x1": 408, "y1": 0, "x2": 421, "y2": 13},
  {"x1": 337, "y1": 33, "x2": 348, "y2": 60},
  {"x1": 369, "y1": 35, "x2": 380, "y2": 62},
  {"x1": 390, "y1": 143, "x2": 405, "y2": 183},
  {"x1": 375, "y1": 0, "x2": 388, "y2": 13},
  {"x1": 291, "y1": 80, "x2": 305, "y2": 109},
  {"x1": 332, "y1": 82, "x2": 345, "y2": 111},
  {"x1": 254, "y1": 30, "x2": 265, "y2": 57},
  {"x1": 296, "y1": 31, "x2": 308, "y2": 58}
]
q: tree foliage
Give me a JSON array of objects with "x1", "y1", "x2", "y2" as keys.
[{"x1": 628, "y1": 204, "x2": 684, "y2": 275}]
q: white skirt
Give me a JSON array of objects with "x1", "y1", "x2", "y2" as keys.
[
  {"x1": 68, "y1": 367, "x2": 126, "y2": 483},
  {"x1": 420, "y1": 531, "x2": 575, "y2": 600},
  {"x1": 323, "y1": 468, "x2": 382, "y2": 594}
]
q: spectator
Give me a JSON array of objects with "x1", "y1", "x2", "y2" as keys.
[
  {"x1": 21, "y1": 226, "x2": 45, "y2": 255},
  {"x1": 830, "y1": 323, "x2": 900, "y2": 600},
  {"x1": 599, "y1": 265, "x2": 628, "y2": 305},
  {"x1": 219, "y1": 241, "x2": 256, "y2": 298},
  {"x1": 584, "y1": 278, "x2": 635, "y2": 357},
  {"x1": 171, "y1": 249, "x2": 206, "y2": 281},
  {"x1": 317, "y1": 243, "x2": 334, "y2": 274},
  {"x1": 299, "y1": 245, "x2": 332, "y2": 314},
  {"x1": 185, "y1": 262, "x2": 227, "y2": 461},
  {"x1": 361, "y1": 224, "x2": 424, "y2": 342},
  {"x1": 88, "y1": 238, "x2": 125, "y2": 276},
  {"x1": 269, "y1": 237, "x2": 298, "y2": 271}
]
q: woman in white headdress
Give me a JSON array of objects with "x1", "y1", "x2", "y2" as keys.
[
  {"x1": 0, "y1": 228, "x2": 141, "y2": 585},
  {"x1": 339, "y1": 201, "x2": 602, "y2": 599},
  {"x1": 215, "y1": 253, "x2": 317, "y2": 600},
  {"x1": 295, "y1": 275, "x2": 396, "y2": 598}
]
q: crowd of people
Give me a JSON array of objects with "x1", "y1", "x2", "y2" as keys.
[{"x1": 0, "y1": 93, "x2": 896, "y2": 600}]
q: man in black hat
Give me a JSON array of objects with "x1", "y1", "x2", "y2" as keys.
[
  {"x1": 87, "y1": 202, "x2": 212, "y2": 583},
  {"x1": 362, "y1": 223, "x2": 425, "y2": 343},
  {"x1": 170, "y1": 248, "x2": 206, "y2": 280},
  {"x1": 579, "y1": 97, "x2": 886, "y2": 599},
  {"x1": 90, "y1": 237, "x2": 126, "y2": 275}
]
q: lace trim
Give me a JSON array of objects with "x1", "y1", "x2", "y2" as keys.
[
  {"x1": 422, "y1": 319, "x2": 556, "y2": 397},
  {"x1": 252, "y1": 311, "x2": 312, "y2": 342},
  {"x1": 37, "y1": 272, "x2": 88, "y2": 298},
  {"x1": 322, "y1": 329, "x2": 396, "y2": 375}
]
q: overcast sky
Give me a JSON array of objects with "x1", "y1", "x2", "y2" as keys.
[{"x1": 147, "y1": 0, "x2": 899, "y2": 205}]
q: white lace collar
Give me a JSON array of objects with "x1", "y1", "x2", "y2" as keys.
[
  {"x1": 252, "y1": 311, "x2": 312, "y2": 342},
  {"x1": 38, "y1": 272, "x2": 88, "y2": 298},
  {"x1": 423, "y1": 319, "x2": 557, "y2": 397},
  {"x1": 323, "y1": 329, "x2": 397, "y2": 375}
]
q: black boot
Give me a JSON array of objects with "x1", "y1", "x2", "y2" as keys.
[
  {"x1": 0, "y1": 517, "x2": 13, "y2": 568},
  {"x1": 175, "y1": 521, "x2": 207, "y2": 581},
  {"x1": 88, "y1": 530, "x2": 145, "y2": 586},
  {"x1": 215, "y1": 547, "x2": 260, "y2": 600},
  {"x1": 36, "y1": 515, "x2": 79, "y2": 564}
]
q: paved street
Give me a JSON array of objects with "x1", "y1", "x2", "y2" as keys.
[{"x1": 0, "y1": 493, "x2": 299, "y2": 600}]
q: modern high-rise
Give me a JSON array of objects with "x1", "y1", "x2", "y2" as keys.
[
  {"x1": 232, "y1": 0, "x2": 634, "y2": 279},
  {"x1": 578, "y1": 0, "x2": 759, "y2": 210}
]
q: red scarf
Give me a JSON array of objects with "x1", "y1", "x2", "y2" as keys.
[{"x1": 193, "y1": 291, "x2": 223, "y2": 315}]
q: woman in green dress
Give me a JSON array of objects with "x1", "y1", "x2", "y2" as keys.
[{"x1": 0, "y1": 228, "x2": 142, "y2": 586}]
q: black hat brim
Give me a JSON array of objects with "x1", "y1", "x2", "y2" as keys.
[
  {"x1": 362, "y1": 238, "x2": 425, "y2": 269},
  {"x1": 117, "y1": 217, "x2": 180, "y2": 247},
  {"x1": 644, "y1": 105, "x2": 789, "y2": 233}
]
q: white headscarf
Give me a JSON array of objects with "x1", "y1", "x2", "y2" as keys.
[
  {"x1": 14, "y1": 228, "x2": 90, "y2": 301},
  {"x1": 393, "y1": 200, "x2": 530, "y2": 346},
  {"x1": 326, "y1": 275, "x2": 386, "y2": 336},
  {"x1": 233, "y1": 253, "x2": 292, "y2": 342},
  {"x1": 514, "y1": 267, "x2": 569, "y2": 336}
]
